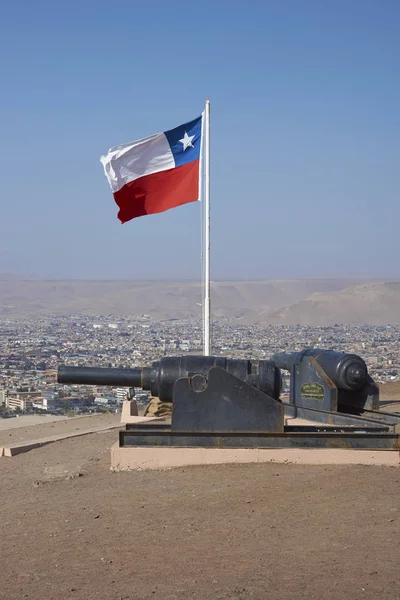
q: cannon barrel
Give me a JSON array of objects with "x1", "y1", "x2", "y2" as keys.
[
  {"x1": 58, "y1": 356, "x2": 282, "y2": 403},
  {"x1": 272, "y1": 349, "x2": 368, "y2": 391},
  {"x1": 58, "y1": 366, "x2": 143, "y2": 387}
]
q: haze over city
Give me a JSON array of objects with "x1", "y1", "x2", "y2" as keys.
[{"x1": 1, "y1": 0, "x2": 399, "y2": 281}]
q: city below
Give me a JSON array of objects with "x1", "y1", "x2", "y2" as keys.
[{"x1": 0, "y1": 315, "x2": 399, "y2": 417}]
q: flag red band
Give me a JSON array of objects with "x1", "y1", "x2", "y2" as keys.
[{"x1": 113, "y1": 160, "x2": 200, "y2": 224}]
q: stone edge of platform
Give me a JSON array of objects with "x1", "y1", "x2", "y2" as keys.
[
  {"x1": 111, "y1": 444, "x2": 400, "y2": 470},
  {"x1": 2, "y1": 424, "x2": 123, "y2": 458},
  {"x1": 1, "y1": 416, "x2": 162, "y2": 458}
]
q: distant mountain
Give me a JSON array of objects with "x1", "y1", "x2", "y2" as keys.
[
  {"x1": 0, "y1": 275, "x2": 387, "y2": 322},
  {"x1": 263, "y1": 281, "x2": 400, "y2": 325}
]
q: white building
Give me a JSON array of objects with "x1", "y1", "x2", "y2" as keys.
[
  {"x1": 115, "y1": 388, "x2": 134, "y2": 403},
  {"x1": 94, "y1": 397, "x2": 109, "y2": 405}
]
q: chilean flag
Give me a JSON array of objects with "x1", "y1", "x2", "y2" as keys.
[{"x1": 100, "y1": 115, "x2": 202, "y2": 224}]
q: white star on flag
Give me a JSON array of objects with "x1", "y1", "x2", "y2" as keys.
[{"x1": 179, "y1": 131, "x2": 195, "y2": 151}]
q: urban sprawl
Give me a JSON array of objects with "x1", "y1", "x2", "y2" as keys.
[{"x1": 1, "y1": 316, "x2": 399, "y2": 416}]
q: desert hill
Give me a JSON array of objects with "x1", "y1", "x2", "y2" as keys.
[
  {"x1": 1, "y1": 275, "x2": 399, "y2": 324},
  {"x1": 0, "y1": 275, "x2": 378, "y2": 321},
  {"x1": 265, "y1": 281, "x2": 400, "y2": 325}
]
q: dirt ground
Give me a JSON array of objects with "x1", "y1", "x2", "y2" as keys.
[
  {"x1": 0, "y1": 427, "x2": 399, "y2": 600},
  {"x1": 0, "y1": 414, "x2": 71, "y2": 432},
  {"x1": 379, "y1": 381, "x2": 400, "y2": 414}
]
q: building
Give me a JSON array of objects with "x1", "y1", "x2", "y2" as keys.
[
  {"x1": 94, "y1": 397, "x2": 110, "y2": 406},
  {"x1": 6, "y1": 396, "x2": 33, "y2": 411},
  {"x1": 32, "y1": 397, "x2": 58, "y2": 411},
  {"x1": 116, "y1": 388, "x2": 134, "y2": 403},
  {"x1": 5, "y1": 391, "x2": 42, "y2": 411},
  {"x1": 0, "y1": 390, "x2": 6, "y2": 406}
]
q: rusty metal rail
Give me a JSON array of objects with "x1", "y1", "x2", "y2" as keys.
[
  {"x1": 283, "y1": 403, "x2": 400, "y2": 432},
  {"x1": 359, "y1": 409, "x2": 400, "y2": 427},
  {"x1": 120, "y1": 425, "x2": 400, "y2": 451}
]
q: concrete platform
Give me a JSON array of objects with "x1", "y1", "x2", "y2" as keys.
[
  {"x1": 120, "y1": 399, "x2": 138, "y2": 423},
  {"x1": 111, "y1": 444, "x2": 400, "y2": 470},
  {"x1": 1, "y1": 416, "x2": 160, "y2": 458},
  {"x1": 2, "y1": 424, "x2": 122, "y2": 457}
]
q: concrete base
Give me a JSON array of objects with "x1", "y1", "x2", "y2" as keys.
[
  {"x1": 1, "y1": 416, "x2": 166, "y2": 458},
  {"x1": 2, "y1": 423, "x2": 123, "y2": 457},
  {"x1": 111, "y1": 444, "x2": 400, "y2": 470},
  {"x1": 120, "y1": 400, "x2": 138, "y2": 423}
]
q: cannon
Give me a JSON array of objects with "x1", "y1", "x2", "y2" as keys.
[
  {"x1": 272, "y1": 349, "x2": 379, "y2": 414},
  {"x1": 58, "y1": 356, "x2": 284, "y2": 433},
  {"x1": 57, "y1": 350, "x2": 400, "y2": 450}
]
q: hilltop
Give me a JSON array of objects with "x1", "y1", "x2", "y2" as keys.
[{"x1": 0, "y1": 427, "x2": 398, "y2": 600}]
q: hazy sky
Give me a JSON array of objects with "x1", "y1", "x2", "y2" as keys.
[{"x1": 1, "y1": 0, "x2": 399, "y2": 280}]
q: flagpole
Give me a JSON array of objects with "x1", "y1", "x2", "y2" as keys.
[{"x1": 203, "y1": 98, "x2": 211, "y2": 356}]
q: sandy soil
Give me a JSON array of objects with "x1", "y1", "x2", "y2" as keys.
[
  {"x1": 379, "y1": 381, "x2": 400, "y2": 414},
  {"x1": 0, "y1": 428, "x2": 399, "y2": 600},
  {"x1": 0, "y1": 414, "x2": 71, "y2": 431}
]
